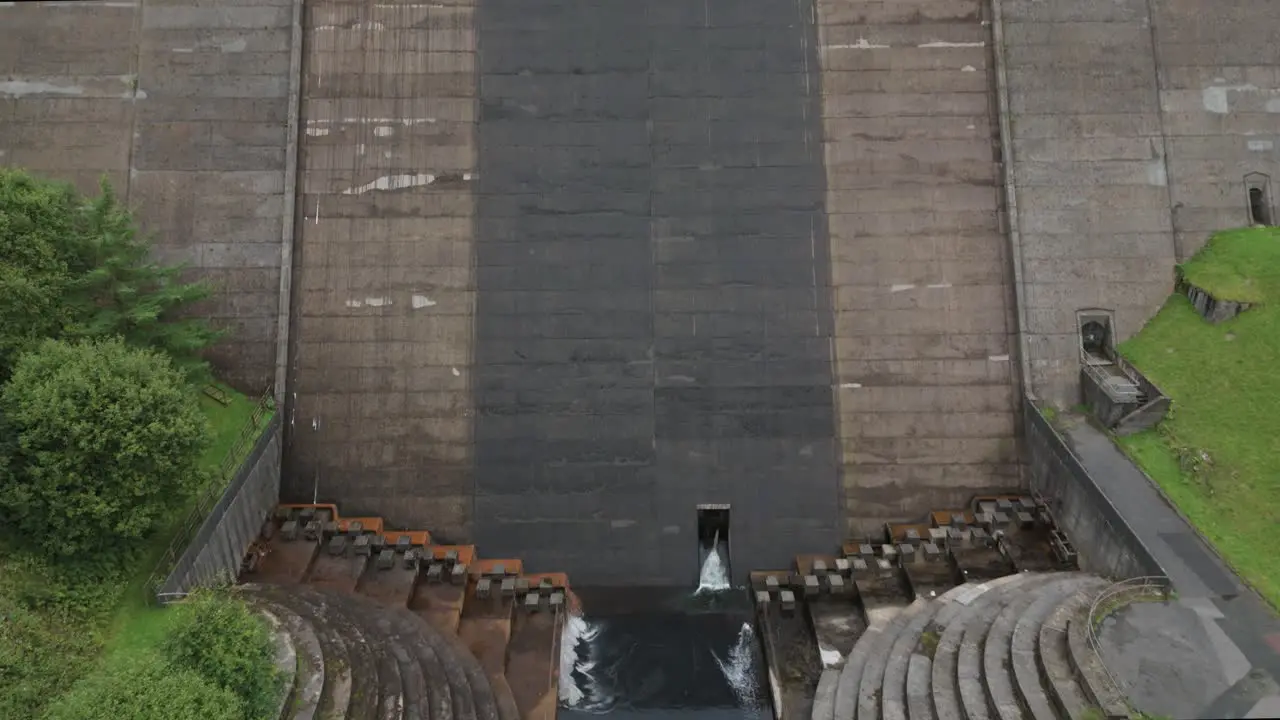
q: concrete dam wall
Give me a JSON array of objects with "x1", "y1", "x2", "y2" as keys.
[{"x1": 4, "y1": 0, "x2": 1278, "y2": 586}]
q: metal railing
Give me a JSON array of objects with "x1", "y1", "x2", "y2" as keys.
[
  {"x1": 143, "y1": 387, "x2": 276, "y2": 601},
  {"x1": 1085, "y1": 575, "x2": 1172, "y2": 700}
]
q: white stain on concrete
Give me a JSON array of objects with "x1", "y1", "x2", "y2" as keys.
[
  {"x1": 1267, "y1": 98, "x2": 1280, "y2": 114},
  {"x1": 315, "y1": 21, "x2": 386, "y2": 31},
  {"x1": 173, "y1": 48, "x2": 194, "y2": 54},
  {"x1": 989, "y1": 355, "x2": 1010, "y2": 362},
  {"x1": 308, "y1": 117, "x2": 438, "y2": 126},
  {"x1": 840, "y1": 383, "x2": 863, "y2": 389},
  {"x1": 344, "y1": 299, "x2": 363, "y2": 308},
  {"x1": 411, "y1": 295, "x2": 437, "y2": 309},
  {"x1": 1247, "y1": 140, "x2": 1275, "y2": 151},
  {"x1": 374, "y1": 126, "x2": 394, "y2": 137},
  {"x1": 961, "y1": 65, "x2": 977, "y2": 72},
  {"x1": 890, "y1": 284, "x2": 915, "y2": 292},
  {"x1": 220, "y1": 38, "x2": 247, "y2": 53},
  {"x1": 366, "y1": 297, "x2": 392, "y2": 307},
  {"x1": 1146, "y1": 160, "x2": 1168, "y2": 187},
  {"x1": 451, "y1": 367, "x2": 461, "y2": 377},
  {"x1": 1202, "y1": 84, "x2": 1259, "y2": 114},
  {"x1": 342, "y1": 174, "x2": 437, "y2": 195},
  {"x1": 0, "y1": 80, "x2": 84, "y2": 98},
  {"x1": 825, "y1": 38, "x2": 889, "y2": 50},
  {"x1": 919, "y1": 41, "x2": 984, "y2": 48},
  {"x1": 819, "y1": 647, "x2": 843, "y2": 668},
  {"x1": 926, "y1": 282, "x2": 952, "y2": 289},
  {"x1": 305, "y1": 128, "x2": 330, "y2": 137}
]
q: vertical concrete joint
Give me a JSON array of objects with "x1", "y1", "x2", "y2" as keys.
[{"x1": 275, "y1": 0, "x2": 305, "y2": 409}]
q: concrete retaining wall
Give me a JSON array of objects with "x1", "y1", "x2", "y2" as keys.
[
  {"x1": 157, "y1": 415, "x2": 282, "y2": 601},
  {"x1": 1022, "y1": 395, "x2": 1163, "y2": 579}
]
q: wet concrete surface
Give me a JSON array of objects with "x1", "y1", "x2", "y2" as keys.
[{"x1": 471, "y1": 0, "x2": 840, "y2": 587}]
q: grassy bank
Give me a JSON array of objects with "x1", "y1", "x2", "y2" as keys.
[
  {"x1": 0, "y1": 383, "x2": 265, "y2": 716},
  {"x1": 1117, "y1": 227, "x2": 1280, "y2": 608}
]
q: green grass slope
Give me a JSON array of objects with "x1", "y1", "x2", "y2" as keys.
[{"x1": 1117, "y1": 227, "x2": 1280, "y2": 608}]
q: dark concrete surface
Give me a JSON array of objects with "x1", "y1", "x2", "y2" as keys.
[
  {"x1": 1063, "y1": 418, "x2": 1280, "y2": 718},
  {"x1": 471, "y1": 0, "x2": 841, "y2": 585}
]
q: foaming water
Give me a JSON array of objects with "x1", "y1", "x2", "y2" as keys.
[
  {"x1": 558, "y1": 587, "x2": 768, "y2": 720},
  {"x1": 695, "y1": 533, "x2": 731, "y2": 595},
  {"x1": 712, "y1": 622, "x2": 764, "y2": 710}
]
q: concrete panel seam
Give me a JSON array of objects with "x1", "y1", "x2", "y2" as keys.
[
  {"x1": 275, "y1": 0, "x2": 304, "y2": 408},
  {"x1": 1142, "y1": 0, "x2": 1181, "y2": 262},
  {"x1": 990, "y1": 0, "x2": 1032, "y2": 402}
]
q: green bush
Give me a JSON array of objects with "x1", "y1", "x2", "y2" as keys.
[
  {"x1": 162, "y1": 591, "x2": 282, "y2": 720},
  {"x1": 41, "y1": 653, "x2": 244, "y2": 720},
  {"x1": 0, "y1": 600, "x2": 98, "y2": 719},
  {"x1": 0, "y1": 168, "x2": 221, "y2": 382},
  {"x1": 0, "y1": 337, "x2": 210, "y2": 559}
]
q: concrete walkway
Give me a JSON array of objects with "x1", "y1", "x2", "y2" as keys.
[{"x1": 1061, "y1": 417, "x2": 1280, "y2": 719}]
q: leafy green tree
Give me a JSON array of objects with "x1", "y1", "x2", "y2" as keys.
[
  {"x1": 0, "y1": 337, "x2": 209, "y2": 557},
  {"x1": 0, "y1": 169, "x2": 222, "y2": 380},
  {"x1": 41, "y1": 653, "x2": 245, "y2": 720},
  {"x1": 162, "y1": 591, "x2": 282, "y2": 720}
]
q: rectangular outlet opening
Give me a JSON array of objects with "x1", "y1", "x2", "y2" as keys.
[
  {"x1": 695, "y1": 504, "x2": 732, "y2": 589},
  {"x1": 696, "y1": 504, "x2": 730, "y2": 546}
]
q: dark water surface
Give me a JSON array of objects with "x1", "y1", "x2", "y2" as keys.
[{"x1": 560, "y1": 587, "x2": 770, "y2": 719}]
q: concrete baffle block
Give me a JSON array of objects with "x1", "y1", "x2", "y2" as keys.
[
  {"x1": 281, "y1": 520, "x2": 299, "y2": 541},
  {"x1": 899, "y1": 543, "x2": 918, "y2": 564},
  {"x1": 450, "y1": 563, "x2": 467, "y2": 585},
  {"x1": 354, "y1": 535, "x2": 371, "y2": 556},
  {"x1": 857, "y1": 543, "x2": 875, "y2": 557},
  {"x1": 1017, "y1": 497, "x2": 1036, "y2": 514},
  {"x1": 851, "y1": 558, "x2": 868, "y2": 573},
  {"x1": 491, "y1": 563, "x2": 506, "y2": 577},
  {"x1": 404, "y1": 548, "x2": 420, "y2": 569},
  {"x1": 828, "y1": 574, "x2": 846, "y2": 594},
  {"x1": 327, "y1": 535, "x2": 347, "y2": 556},
  {"x1": 303, "y1": 520, "x2": 321, "y2": 541},
  {"x1": 923, "y1": 542, "x2": 942, "y2": 562},
  {"x1": 780, "y1": 590, "x2": 796, "y2": 615},
  {"x1": 813, "y1": 559, "x2": 828, "y2": 573},
  {"x1": 550, "y1": 592, "x2": 564, "y2": 609},
  {"x1": 376, "y1": 548, "x2": 394, "y2": 570},
  {"x1": 476, "y1": 577, "x2": 492, "y2": 599},
  {"x1": 804, "y1": 575, "x2": 820, "y2": 597},
  {"x1": 515, "y1": 578, "x2": 530, "y2": 593},
  {"x1": 835, "y1": 558, "x2": 851, "y2": 573},
  {"x1": 905, "y1": 528, "x2": 922, "y2": 545},
  {"x1": 977, "y1": 502, "x2": 996, "y2": 516},
  {"x1": 426, "y1": 563, "x2": 444, "y2": 584},
  {"x1": 444, "y1": 549, "x2": 459, "y2": 562},
  {"x1": 928, "y1": 528, "x2": 949, "y2": 545},
  {"x1": 876, "y1": 558, "x2": 894, "y2": 572},
  {"x1": 992, "y1": 512, "x2": 1010, "y2": 529},
  {"x1": 348, "y1": 520, "x2": 363, "y2": 535},
  {"x1": 950, "y1": 513, "x2": 966, "y2": 528},
  {"x1": 501, "y1": 577, "x2": 516, "y2": 597},
  {"x1": 1016, "y1": 511, "x2": 1035, "y2": 530},
  {"x1": 396, "y1": 536, "x2": 411, "y2": 552},
  {"x1": 524, "y1": 592, "x2": 541, "y2": 611},
  {"x1": 971, "y1": 527, "x2": 990, "y2": 545},
  {"x1": 995, "y1": 499, "x2": 1014, "y2": 515},
  {"x1": 765, "y1": 575, "x2": 780, "y2": 591},
  {"x1": 755, "y1": 590, "x2": 771, "y2": 606},
  {"x1": 323, "y1": 521, "x2": 339, "y2": 537},
  {"x1": 299, "y1": 508, "x2": 316, "y2": 523}
]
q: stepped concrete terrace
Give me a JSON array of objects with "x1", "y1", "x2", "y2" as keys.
[
  {"x1": 752, "y1": 493, "x2": 1129, "y2": 720},
  {"x1": 239, "y1": 503, "x2": 569, "y2": 720}
]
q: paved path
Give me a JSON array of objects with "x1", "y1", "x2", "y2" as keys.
[{"x1": 1062, "y1": 417, "x2": 1280, "y2": 718}]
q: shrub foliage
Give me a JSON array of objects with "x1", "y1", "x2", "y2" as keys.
[
  {"x1": 41, "y1": 653, "x2": 245, "y2": 720},
  {"x1": 0, "y1": 337, "x2": 209, "y2": 557}
]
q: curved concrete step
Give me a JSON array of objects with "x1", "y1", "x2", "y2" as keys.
[
  {"x1": 834, "y1": 602, "x2": 904, "y2": 720},
  {"x1": 812, "y1": 668, "x2": 839, "y2": 720},
  {"x1": 1067, "y1": 600, "x2": 1129, "y2": 718},
  {"x1": 985, "y1": 574, "x2": 1089, "y2": 720},
  {"x1": 254, "y1": 598, "x2": 326, "y2": 720},
  {"x1": 882, "y1": 581, "x2": 977, "y2": 720},
  {"x1": 252, "y1": 585, "x2": 382, "y2": 720},
  {"x1": 1009, "y1": 575, "x2": 1104, "y2": 720},
  {"x1": 931, "y1": 573, "x2": 1050, "y2": 720},
  {"x1": 955, "y1": 574, "x2": 1062, "y2": 720},
  {"x1": 258, "y1": 608, "x2": 299, "y2": 720},
  {"x1": 905, "y1": 654, "x2": 933, "y2": 720},
  {"x1": 1039, "y1": 583, "x2": 1108, "y2": 719},
  {"x1": 858, "y1": 599, "x2": 930, "y2": 720}
]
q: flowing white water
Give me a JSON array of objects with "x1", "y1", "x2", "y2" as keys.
[
  {"x1": 713, "y1": 622, "x2": 763, "y2": 710},
  {"x1": 558, "y1": 608, "x2": 606, "y2": 709},
  {"x1": 695, "y1": 532, "x2": 731, "y2": 594}
]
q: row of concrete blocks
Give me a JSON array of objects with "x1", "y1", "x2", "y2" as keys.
[{"x1": 474, "y1": 575, "x2": 567, "y2": 614}]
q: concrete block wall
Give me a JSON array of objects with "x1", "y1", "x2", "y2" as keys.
[
  {"x1": 998, "y1": 0, "x2": 1178, "y2": 410},
  {"x1": 817, "y1": 0, "x2": 1023, "y2": 534},
  {"x1": 0, "y1": 0, "x2": 294, "y2": 392},
  {"x1": 282, "y1": 0, "x2": 478, "y2": 542},
  {"x1": 1150, "y1": 0, "x2": 1280, "y2": 258}
]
